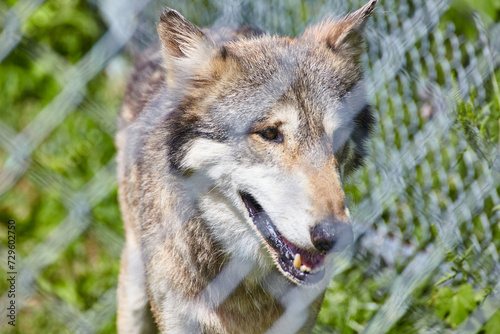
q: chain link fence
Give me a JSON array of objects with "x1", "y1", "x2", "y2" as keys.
[{"x1": 1, "y1": 0, "x2": 499, "y2": 332}]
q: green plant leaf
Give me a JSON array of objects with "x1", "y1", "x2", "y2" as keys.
[
  {"x1": 447, "y1": 284, "x2": 476, "y2": 327},
  {"x1": 435, "y1": 286, "x2": 454, "y2": 318},
  {"x1": 484, "y1": 310, "x2": 500, "y2": 334},
  {"x1": 434, "y1": 284, "x2": 481, "y2": 328}
]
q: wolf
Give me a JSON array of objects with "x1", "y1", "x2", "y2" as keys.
[{"x1": 116, "y1": 1, "x2": 376, "y2": 333}]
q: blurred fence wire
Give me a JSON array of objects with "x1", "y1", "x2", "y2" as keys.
[{"x1": 1, "y1": 0, "x2": 500, "y2": 332}]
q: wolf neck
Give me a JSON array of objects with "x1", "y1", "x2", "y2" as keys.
[{"x1": 172, "y1": 214, "x2": 287, "y2": 332}]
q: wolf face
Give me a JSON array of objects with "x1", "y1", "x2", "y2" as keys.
[
  {"x1": 158, "y1": 4, "x2": 375, "y2": 285},
  {"x1": 117, "y1": 1, "x2": 376, "y2": 332}
]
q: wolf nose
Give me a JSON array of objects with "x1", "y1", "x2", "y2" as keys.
[{"x1": 310, "y1": 219, "x2": 353, "y2": 253}]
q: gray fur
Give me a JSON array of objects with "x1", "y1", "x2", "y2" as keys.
[{"x1": 116, "y1": 1, "x2": 377, "y2": 332}]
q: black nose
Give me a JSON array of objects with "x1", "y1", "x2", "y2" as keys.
[{"x1": 310, "y1": 219, "x2": 353, "y2": 252}]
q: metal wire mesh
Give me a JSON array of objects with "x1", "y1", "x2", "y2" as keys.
[{"x1": 1, "y1": 0, "x2": 499, "y2": 332}]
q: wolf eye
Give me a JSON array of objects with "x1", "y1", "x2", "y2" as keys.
[{"x1": 257, "y1": 127, "x2": 283, "y2": 143}]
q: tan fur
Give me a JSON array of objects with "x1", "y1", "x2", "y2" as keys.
[
  {"x1": 305, "y1": 159, "x2": 347, "y2": 221},
  {"x1": 116, "y1": 1, "x2": 376, "y2": 333}
]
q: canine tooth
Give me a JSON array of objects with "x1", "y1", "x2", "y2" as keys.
[{"x1": 293, "y1": 254, "x2": 302, "y2": 269}]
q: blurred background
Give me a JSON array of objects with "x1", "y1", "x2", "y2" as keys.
[{"x1": 0, "y1": 0, "x2": 499, "y2": 332}]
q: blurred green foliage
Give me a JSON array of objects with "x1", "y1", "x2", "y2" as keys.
[
  {"x1": 443, "y1": 0, "x2": 500, "y2": 38},
  {"x1": 433, "y1": 284, "x2": 484, "y2": 328},
  {"x1": 0, "y1": 0, "x2": 123, "y2": 331}
]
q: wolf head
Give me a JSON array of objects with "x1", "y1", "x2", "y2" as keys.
[{"x1": 157, "y1": 1, "x2": 376, "y2": 285}]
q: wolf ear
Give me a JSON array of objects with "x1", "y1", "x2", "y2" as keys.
[
  {"x1": 157, "y1": 8, "x2": 217, "y2": 86},
  {"x1": 158, "y1": 8, "x2": 206, "y2": 59},
  {"x1": 304, "y1": 0, "x2": 377, "y2": 59}
]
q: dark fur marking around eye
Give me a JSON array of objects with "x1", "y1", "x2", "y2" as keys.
[{"x1": 166, "y1": 99, "x2": 228, "y2": 172}]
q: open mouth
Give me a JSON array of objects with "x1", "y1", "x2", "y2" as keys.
[{"x1": 240, "y1": 191, "x2": 326, "y2": 284}]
